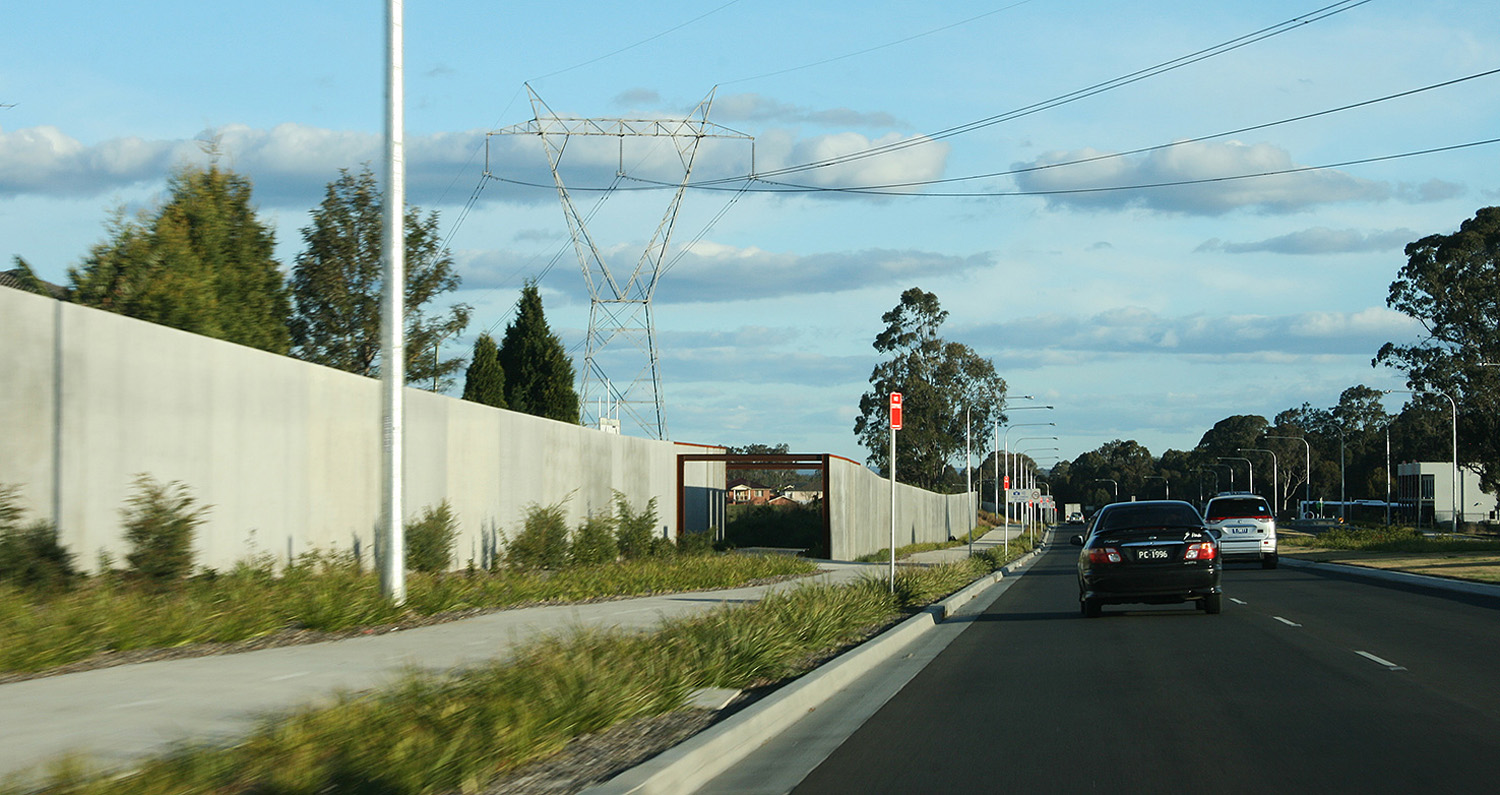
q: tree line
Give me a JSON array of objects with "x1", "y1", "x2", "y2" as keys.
[
  {"x1": 857, "y1": 207, "x2": 1498, "y2": 512},
  {"x1": 12, "y1": 162, "x2": 579, "y2": 423},
  {"x1": 1048, "y1": 207, "x2": 1500, "y2": 519}
]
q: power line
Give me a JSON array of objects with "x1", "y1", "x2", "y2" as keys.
[{"x1": 715, "y1": 0, "x2": 1374, "y2": 184}]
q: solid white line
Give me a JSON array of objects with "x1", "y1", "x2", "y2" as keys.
[
  {"x1": 266, "y1": 671, "x2": 310, "y2": 682},
  {"x1": 1230, "y1": 597, "x2": 1247, "y2": 605},
  {"x1": 1355, "y1": 650, "x2": 1407, "y2": 671},
  {"x1": 1273, "y1": 616, "x2": 1301, "y2": 627}
]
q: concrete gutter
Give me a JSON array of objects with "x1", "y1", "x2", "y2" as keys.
[
  {"x1": 1281, "y1": 556, "x2": 1500, "y2": 599},
  {"x1": 584, "y1": 543, "x2": 1047, "y2": 795}
]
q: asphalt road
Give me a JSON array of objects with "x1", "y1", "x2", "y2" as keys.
[{"x1": 776, "y1": 536, "x2": 1500, "y2": 794}]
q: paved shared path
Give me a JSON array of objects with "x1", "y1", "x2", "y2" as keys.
[{"x1": 0, "y1": 525, "x2": 1035, "y2": 783}]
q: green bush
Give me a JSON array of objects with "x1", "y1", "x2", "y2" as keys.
[
  {"x1": 613, "y1": 493, "x2": 660, "y2": 560},
  {"x1": 506, "y1": 502, "x2": 571, "y2": 570},
  {"x1": 405, "y1": 501, "x2": 459, "y2": 573},
  {"x1": 0, "y1": 484, "x2": 77, "y2": 591},
  {"x1": 570, "y1": 512, "x2": 617, "y2": 567},
  {"x1": 724, "y1": 503, "x2": 826, "y2": 557},
  {"x1": 122, "y1": 475, "x2": 209, "y2": 581},
  {"x1": 676, "y1": 530, "x2": 716, "y2": 556}
]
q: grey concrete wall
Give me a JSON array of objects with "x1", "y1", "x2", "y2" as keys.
[
  {"x1": 0, "y1": 288, "x2": 716, "y2": 572},
  {"x1": 1, "y1": 287, "x2": 975, "y2": 569},
  {"x1": 827, "y1": 455, "x2": 975, "y2": 560}
]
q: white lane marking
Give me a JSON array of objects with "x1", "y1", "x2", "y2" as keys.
[
  {"x1": 1230, "y1": 597, "x2": 1247, "y2": 605},
  {"x1": 1273, "y1": 616, "x2": 1301, "y2": 627},
  {"x1": 1355, "y1": 650, "x2": 1407, "y2": 671},
  {"x1": 266, "y1": 671, "x2": 310, "y2": 682}
]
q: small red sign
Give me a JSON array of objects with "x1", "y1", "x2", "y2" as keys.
[
  {"x1": 889, "y1": 392, "x2": 903, "y2": 430},
  {"x1": 1003, "y1": 475, "x2": 1010, "y2": 489}
]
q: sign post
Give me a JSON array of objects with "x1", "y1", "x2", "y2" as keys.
[{"x1": 889, "y1": 393, "x2": 901, "y2": 592}]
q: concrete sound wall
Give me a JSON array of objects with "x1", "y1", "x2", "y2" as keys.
[
  {"x1": 0, "y1": 287, "x2": 717, "y2": 572},
  {"x1": 1, "y1": 287, "x2": 973, "y2": 569},
  {"x1": 827, "y1": 455, "x2": 974, "y2": 560}
]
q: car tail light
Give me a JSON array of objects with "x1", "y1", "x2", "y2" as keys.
[
  {"x1": 1183, "y1": 542, "x2": 1217, "y2": 561},
  {"x1": 1088, "y1": 547, "x2": 1122, "y2": 564}
]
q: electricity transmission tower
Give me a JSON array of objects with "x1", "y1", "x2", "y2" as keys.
[{"x1": 488, "y1": 86, "x2": 752, "y2": 439}]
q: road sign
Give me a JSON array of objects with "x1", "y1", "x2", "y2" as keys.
[
  {"x1": 889, "y1": 392, "x2": 903, "y2": 430},
  {"x1": 1003, "y1": 475, "x2": 1010, "y2": 489}
]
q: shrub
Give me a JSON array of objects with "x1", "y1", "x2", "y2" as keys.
[
  {"x1": 677, "y1": 530, "x2": 716, "y2": 556},
  {"x1": 122, "y1": 474, "x2": 209, "y2": 581},
  {"x1": 613, "y1": 492, "x2": 660, "y2": 560},
  {"x1": 0, "y1": 484, "x2": 77, "y2": 590},
  {"x1": 507, "y1": 502, "x2": 571, "y2": 570},
  {"x1": 724, "y1": 503, "x2": 826, "y2": 557},
  {"x1": 406, "y1": 501, "x2": 460, "y2": 573},
  {"x1": 570, "y1": 512, "x2": 618, "y2": 567}
]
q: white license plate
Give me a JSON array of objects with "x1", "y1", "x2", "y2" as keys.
[{"x1": 1138, "y1": 547, "x2": 1170, "y2": 560}]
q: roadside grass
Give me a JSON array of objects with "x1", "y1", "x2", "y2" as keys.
[
  {"x1": 853, "y1": 522, "x2": 1025, "y2": 564},
  {"x1": 1280, "y1": 525, "x2": 1500, "y2": 554},
  {"x1": 0, "y1": 552, "x2": 816, "y2": 676},
  {"x1": 10, "y1": 542, "x2": 1035, "y2": 795}
]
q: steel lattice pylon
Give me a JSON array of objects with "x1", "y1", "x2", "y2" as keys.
[{"x1": 488, "y1": 86, "x2": 752, "y2": 439}]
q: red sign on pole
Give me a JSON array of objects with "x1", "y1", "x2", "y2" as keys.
[
  {"x1": 1003, "y1": 475, "x2": 1010, "y2": 489},
  {"x1": 889, "y1": 392, "x2": 903, "y2": 430}
]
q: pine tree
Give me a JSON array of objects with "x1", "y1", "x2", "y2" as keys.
[
  {"x1": 288, "y1": 166, "x2": 471, "y2": 387},
  {"x1": 498, "y1": 282, "x2": 579, "y2": 423},
  {"x1": 69, "y1": 165, "x2": 290, "y2": 353},
  {"x1": 461, "y1": 332, "x2": 507, "y2": 408}
]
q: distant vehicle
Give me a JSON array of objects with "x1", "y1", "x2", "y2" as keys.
[
  {"x1": 1204, "y1": 492, "x2": 1277, "y2": 569},
  {"x1": 1065, "y1": 503, "x2": 1083, "y2": 524},
  {"x1": 1070, "y1": 499, "x2": 1222, "y2": 617}
]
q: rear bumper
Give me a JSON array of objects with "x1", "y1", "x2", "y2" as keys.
[
  {"x1": 1220, "y1": 538, "x2": 1277, "y2": 562},
  {"x1": 1081, "y1": 565, "x2": 1221, "y2": 603}
]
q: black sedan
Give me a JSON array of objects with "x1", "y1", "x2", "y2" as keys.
[{"x1": 1070, "y1": 500, "x2": 1222, "y2": 617}]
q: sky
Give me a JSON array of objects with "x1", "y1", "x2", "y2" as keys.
[{"x1": 3, "y1": 0, "x2": 1497, "y2": 469}]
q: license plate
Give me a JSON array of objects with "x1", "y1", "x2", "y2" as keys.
[
  {"x1": 1228, "y1": 527, "x2": 1253, "y2": 534},
  {"x1": 1138, "y1": 547, "x2": 1170, "y2": 560}
]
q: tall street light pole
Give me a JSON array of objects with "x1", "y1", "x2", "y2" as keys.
[
  {"x1": 1144, "y1": 475, "x2": 1169, "y2": 500},
  {"x1": 380, "y1": 0, "x2": 407, "y2": 605},
  {"x1": 1219, "y1": 456, "x2": 1253, "y2": 495},
  {"x1": 1092, "y1": 478, "x2": 1118, "y2": 501},
  {"x1": 1239, "y1": 448, "x2": 1278, "y2": 518},
  {"x1": 1267, "y1": 435, "x2": 1311, "y2": 520},
  {"x1": 1003, "y1": 421, "x2": 1055, "y2": 535}
]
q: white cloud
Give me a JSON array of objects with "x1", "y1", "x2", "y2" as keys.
[
  {"x1": 1195, "y1": 226, "x2": 1419, "y2": 255},
  {"x1": 973, "y1": 306, "x2": 1422, "y2": 356},
  {"x1": 1011, "y1": 140, "x2": 1390, "y2": 215}
]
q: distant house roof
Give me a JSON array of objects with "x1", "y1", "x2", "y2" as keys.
[{"x1": 0, "y1": 268, "x2": 66, "y2": 299}]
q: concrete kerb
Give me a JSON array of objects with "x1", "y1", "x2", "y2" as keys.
[
  {"x1": 1281, "y1": 556, "x2": 1500, "y2": 599},
  {"x1": 584, "y1": 542, "x2": 1049, "y2": 795}
]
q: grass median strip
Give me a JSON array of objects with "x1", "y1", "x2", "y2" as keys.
[
  {"x1": 10, "y1": 543, "x2": 1029, "y2": 794},
  {"x1": 1281, "y1": 525, "x2": 1500, "y2": 584}
]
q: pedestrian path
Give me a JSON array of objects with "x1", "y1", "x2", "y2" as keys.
[
  {"x1": 0, "y1": 561, "x2": 873, "y2": 782},
  {"x1": 0, "y1": 527, "x2": 1042, "y2": 783}
]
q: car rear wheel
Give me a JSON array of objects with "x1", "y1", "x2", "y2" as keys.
[
  {"x1": 1202, "y1": 593, "x2": 1222, "y2": 614},
  {"x1": 1262, "y1": 554, "x2": 1278, "y2": 569},
  {"x1": 1081, "y1": 597, "x2": 1102, "y2": 618}
]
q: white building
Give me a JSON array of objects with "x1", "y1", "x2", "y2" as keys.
[{"x1": 1395, "y1": 462, "x2": 1499, "y2": 526}]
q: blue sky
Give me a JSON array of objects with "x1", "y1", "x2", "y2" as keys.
[{"x1": 4, "y1": 1, "x2": 1497, "y2": 467}]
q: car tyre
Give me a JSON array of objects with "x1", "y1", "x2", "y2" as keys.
[
  {"x1": 1262, "y1": 554, "x2": 1278, "y2": 570},
  {"x1": 1081, "y1": 597, "x2": 1102, "y2": 618},
  {"x1": 1202, "y1": 593, "x2": 1222, "y2": 614}
]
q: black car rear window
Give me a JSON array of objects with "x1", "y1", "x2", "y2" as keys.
[
  {"x1": 1206, "y1": 498, "x2": 1271, "y2": 520},
  {"x1": 1097, "y1": 504, "x2": 1202, "y2": 531}
]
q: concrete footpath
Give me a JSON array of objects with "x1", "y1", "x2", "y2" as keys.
[{"x1": 0, "y1": 525, "x2": 1036, "y2": 785}]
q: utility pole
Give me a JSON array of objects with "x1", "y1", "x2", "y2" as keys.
[{"x1": 380, "y1": 0, "x2": 406, "y2": 604}]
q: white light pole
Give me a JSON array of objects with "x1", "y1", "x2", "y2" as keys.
[
  {"x1": 1092, "y1": 478, "x2": 1118, "y2": 501},
  {"x1": 1144, "y1": 475, "x2": 1169, "y2": 500},
  {"x1": 380, "y1": 0, "x2": 407, "y2": 605},
  {"x1": 1219, "y1": 456, "x2": 1253, "y2": 495},
  {"x1": 1267, "y1": 435, "x2": 1311, "y2": 520},
  {"x1": 1003, "y1": 421, "x2": 1055, "y2": 536},
  {"x1": 1239, "y1": 448, "x2": 1278, "y2": 518}
]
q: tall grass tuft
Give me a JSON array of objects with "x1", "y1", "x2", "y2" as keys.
[
  {"x1": 121, "y1": 475, "x2": 208, "y2": 582},
  {"x1": 505, "y1": 502, "x2": 572, "y2": 570},
  {"x1": 0, "y1": 485, "x2": 77, "y2": 592},
  {"x1": 404, "y1": 501, "x2": 459, "y2": 573}
]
